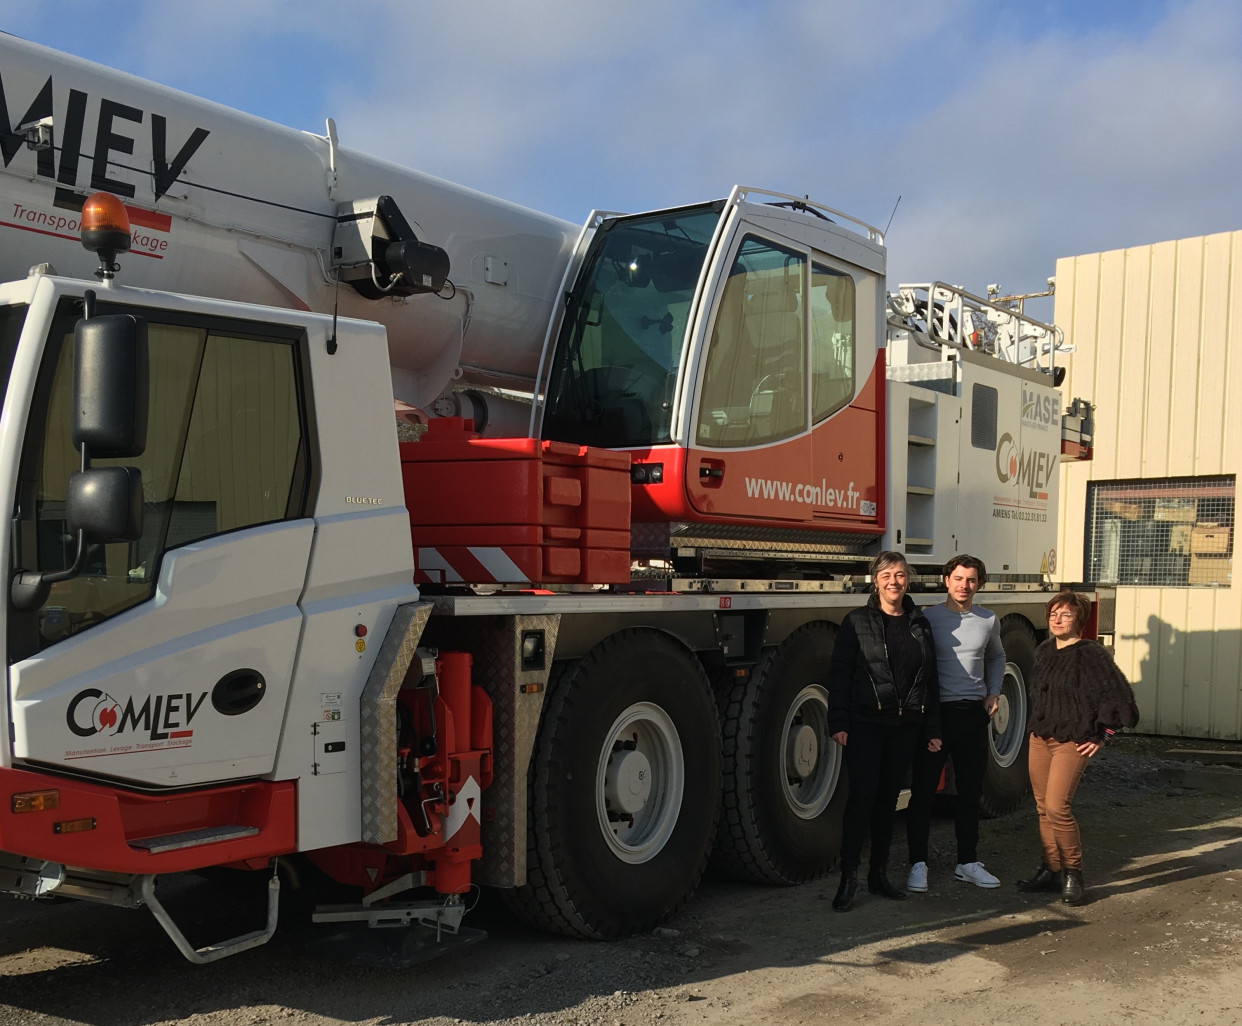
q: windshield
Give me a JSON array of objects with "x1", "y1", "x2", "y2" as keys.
[
  {"x1": 0, "y1": 303, "x2": 28, "y2": 420},
  {"x1": 542, "y1": 205, "x2": 721, "y2": 448}
]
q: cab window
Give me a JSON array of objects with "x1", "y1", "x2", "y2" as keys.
[
  {"x1": 11, "y1": 301, "x2": 306, "y2": 654},
  {"x1": 696, "y1": 235, "x2": 806, "y2": 447},
  {"x1": 811, "y1": 263, "x2": 855, "y2": 421}
]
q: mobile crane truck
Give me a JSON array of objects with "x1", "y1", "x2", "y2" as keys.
[{"x1": 0, "y1": 35, "x2": 1104, "y2": 964}]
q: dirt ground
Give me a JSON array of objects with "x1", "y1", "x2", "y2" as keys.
[{"x1": 2, "y1": 740, "x2": 1241, "y2": 1026}]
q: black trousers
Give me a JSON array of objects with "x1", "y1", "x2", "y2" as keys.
[
  {"x1": 907, "y1": 701, "x2": 990, "y2": 866},
  {"x1": 839, "y1": 720, "x2": 921, "y2": 874}
]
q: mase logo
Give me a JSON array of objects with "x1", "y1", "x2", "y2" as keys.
[
  {"x1": 1021, "y1": 386, "x2": 1058, "y2": 428},
  {"x1": 66, "y1": 687, "x2": 206, "y2": 742}
]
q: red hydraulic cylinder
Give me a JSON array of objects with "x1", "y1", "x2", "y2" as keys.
[
  {"x1": 431, "y1": 651, "x2": 481, "y2": 895},
  {"x1": 437, "y1": 652, "x2": 472, "y2": 752}
]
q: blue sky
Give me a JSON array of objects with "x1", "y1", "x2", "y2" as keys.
[{"x1": 2, "y1": 0, "x2": 1239, "y2": 304}]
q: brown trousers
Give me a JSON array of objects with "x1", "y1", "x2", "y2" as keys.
[{"x1": 1027, "y1": 735, "x2": 1090, "y2": 871}]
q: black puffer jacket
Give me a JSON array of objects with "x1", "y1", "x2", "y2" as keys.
[{"x1": 828, "y1": 594, "x2": 941, "y2": 740}]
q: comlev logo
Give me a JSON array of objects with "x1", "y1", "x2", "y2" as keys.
[
  {"x1": 994, "y1": 432, "x2": 1058, "y2": 500},
  {"x1": 0, "y1": 68, "x2": 211, "y2": 204},
  {"x1": 66, "y1": 687, "x2": 207, "y2": 742}
]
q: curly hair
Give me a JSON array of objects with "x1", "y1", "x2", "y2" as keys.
[{"x1": 943, "y1": 553, "x2": 987, "y2": 586}]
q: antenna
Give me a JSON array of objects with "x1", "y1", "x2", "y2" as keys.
[{"x1": 884, "y1": 195, "x2": 902, "y2": 237}]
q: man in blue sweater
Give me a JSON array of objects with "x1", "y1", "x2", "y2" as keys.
[{"x1": 906, "y1": 554, "x2": 1006, "y2": 891}]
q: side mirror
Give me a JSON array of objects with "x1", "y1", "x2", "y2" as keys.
[
  {"x1": 74, "y1": 314, "x2": 148, "y2": 458},
  {"x1": 10, "y1": 466, "x2": 144, "y2": 612},
  {"x1": 67, "y1": 466, "x2": 144, "y2": 542}
]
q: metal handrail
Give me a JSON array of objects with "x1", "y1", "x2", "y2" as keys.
[
  {"x1": 728, "y1": 185, "x2": 885, "y2": 245},
  {"x1": 887, "y1": 281, "x2": 1070, "y2": 375}
]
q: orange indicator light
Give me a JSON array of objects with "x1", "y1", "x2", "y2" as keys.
[{"x1": 11, "y1": 790, "x2": 59, "y2": 813}]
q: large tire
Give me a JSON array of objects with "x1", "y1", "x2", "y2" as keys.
[
  {"x1": 980, "y1": 616, "x2": 1037, "y2": 817},
  {"x1": 712, "y1": 622, "x2": 846, "y2": 884},
  {"x1": 505, "y1": 629, "x2": 721, "y2": 938}
]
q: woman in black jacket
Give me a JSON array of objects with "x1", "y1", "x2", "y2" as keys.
[
  {"x1": 828, "y1": 551, "x2": 941, "y2": 911},
  {"x1": 1016, "y1": 590, "x2": 1139, "y2": 905}
]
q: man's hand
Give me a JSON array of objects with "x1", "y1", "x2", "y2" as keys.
[
  {"x1": 984, "y1": 694, "x2": 1000, "y2": 716},
  {"x1": 927, "y1": 738, "x2": 942, "y2": 753},
  {"x1": 831, "y1": 731, "x2": 848, "y2": 747}
]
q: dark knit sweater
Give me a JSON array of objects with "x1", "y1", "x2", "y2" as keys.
[{"x1": 1027, "y1": 638, "x2": 1139, "y2": 743}]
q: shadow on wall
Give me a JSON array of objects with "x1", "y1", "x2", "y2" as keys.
[{"x1": 1121, "y1": 614, "x2": 1242, "y2": 740}]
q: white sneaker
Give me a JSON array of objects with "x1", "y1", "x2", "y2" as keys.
[
  {"x1": 955, "y1": 861, "x2": 1001, "y2": 888},
  {"x1": 906, "y1": 861, "x2": 928, "y2": 892}
]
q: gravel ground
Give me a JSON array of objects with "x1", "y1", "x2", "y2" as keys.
[{"x1": 2, "y1": 736, "x2": 1241, "y2": 1026}]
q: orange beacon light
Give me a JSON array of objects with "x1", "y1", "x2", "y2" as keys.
[{"x1": 80, "y1": 192, "x2": 132, "y2": 280}]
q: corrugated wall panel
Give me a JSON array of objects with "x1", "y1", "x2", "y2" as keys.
[
  {"x1": 1167, "y1": 239, "x2": 1203, "y2": 476},
  {"x1": 1056, "y1": 229, "x2": 1242, "y2": 739}
]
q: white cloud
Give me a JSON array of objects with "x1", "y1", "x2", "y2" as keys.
[
  {"x1": 6, "y1": 0, "x2": 1242, "y2": 299},
  {"x1": 876, "y1": 0, "x2": 1242, "y2": 291}
]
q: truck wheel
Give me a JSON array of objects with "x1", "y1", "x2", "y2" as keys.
[
  {"x1": 506, "y1": 628, "x2": 721, "y2": 938},
  {"x1": 981, "y1": 616, "x2": 1037, "y2": 817},
  {"x1": 712, "y1": 622, "x2": 845, "y2": 884}
]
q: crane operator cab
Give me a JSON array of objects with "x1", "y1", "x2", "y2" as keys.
[{"x1": 538, "y1": 188, "x2": 886, "y2": 576}]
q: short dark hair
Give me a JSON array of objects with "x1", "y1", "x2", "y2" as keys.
[
  {"x1": 1045, "y1": 590, "x2": 1091, "y2": 631},
  {"x1": 943, "y1": 553, "x2": 987, "y2": 586},
  {"x1": 869, "y1": 550, "x2": 911, "y2": 587}
]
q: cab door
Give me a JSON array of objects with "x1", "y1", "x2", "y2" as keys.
[
  {"x1": 6, "y1": 296, "x2": 312, "y2": 788},
  {"x1": 683, "y1": 230, "x2": 880, "y2": 530}
]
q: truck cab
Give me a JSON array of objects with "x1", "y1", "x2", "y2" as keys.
[
  {"x1": 0, "y1": 270, "x2": 416, "y2": 869},
  {"x1": 540, "y1": 190, "x2": 886, "y2": 564}
]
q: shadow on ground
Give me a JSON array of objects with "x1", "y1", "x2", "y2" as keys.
[{"x1": 1, "y1": 744, "x2": 1240, "y2": 1026}]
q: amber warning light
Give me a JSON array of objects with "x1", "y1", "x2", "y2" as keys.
[
  {"x1": 11, "y1": 789, "x2": 59, "y2": 813},
  {"x1": 80, "y1": 192, "x2": 132, "y2": 281}
]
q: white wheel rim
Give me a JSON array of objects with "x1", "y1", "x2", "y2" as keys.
[
  {"x1": 595, "y1": 702, "x2": 685, "y2": 864},
  {"x1": 780, "y1": 684, "x2": 840, "y2": 820},
  {"x1": 989, "y1": 660, "x2": 1028, "y2": 768}
]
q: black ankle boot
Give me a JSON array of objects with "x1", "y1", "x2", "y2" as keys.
[
  {"x1": 1062, "y1": 868, "x2": 1084, "y2": 905},
  {"x1": 833, "y1": 872, "x2": 858, "y2": 912},
  {"x1": 867, "y1": 867, "x2": 906, "y2": 900},
  {"x1": 1017, "y1": 865, "x2": 1061, "y2": 892}
]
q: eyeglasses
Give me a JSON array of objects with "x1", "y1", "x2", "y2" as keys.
[{"x1": 1048, "y1": 612, "x2": 1077, "y2": 622}]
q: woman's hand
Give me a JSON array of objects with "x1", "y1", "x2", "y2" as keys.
[
  {"x1": 1076, "y1": 740, "x2": 1101, "y2": 758},
  {"x1": 831, "y1": 731, "x2": 848, "y2": 747},
  {"x1": 927, "y1": 738, "x2": 942, "y2": 753}
]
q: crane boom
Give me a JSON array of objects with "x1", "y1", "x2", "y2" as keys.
[{"x1": 0, "y1": 34, "x2": 579, "y2": 412}]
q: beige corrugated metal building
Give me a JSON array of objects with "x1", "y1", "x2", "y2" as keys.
[{"x1": 1055, "y1": 229, "x2": 1242, "y2": 739}]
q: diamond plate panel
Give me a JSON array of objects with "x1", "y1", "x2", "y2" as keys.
[
  {"x1": 359, "y1": 602, "x2": 432, "y2": 845},
  {"x1": 469, "y1": 614, "x2": 560, "y2": 887}
]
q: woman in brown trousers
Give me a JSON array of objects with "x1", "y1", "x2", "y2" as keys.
[{"x1": 1017, "y1": 590, "x2": 1139, "y2": 905}]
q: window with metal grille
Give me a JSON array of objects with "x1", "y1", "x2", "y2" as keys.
[{"x1": 1085, "y1": 476, "x2": 1235, "y2": 588}]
